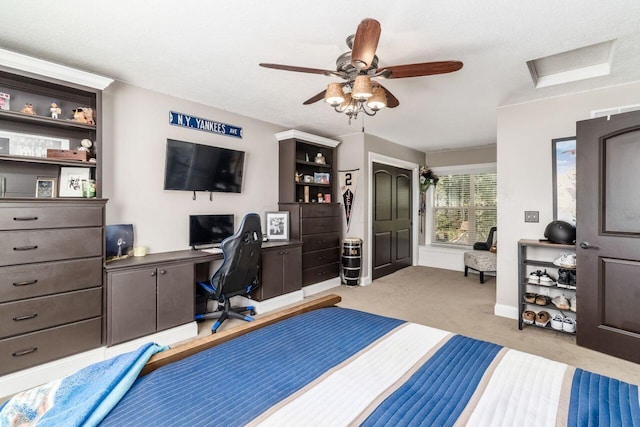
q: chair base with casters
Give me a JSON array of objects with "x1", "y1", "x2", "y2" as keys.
[
  {"x1": 193, "y1": 213, "x2": 263, "y2": 333},
  {"x1": 464, "y1": 250, "x2": 496, "y2": 284}
]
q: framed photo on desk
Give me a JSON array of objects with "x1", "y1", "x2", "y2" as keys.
[{"x1": 265, "y1": 211, "x2": 289, "y2": 241}]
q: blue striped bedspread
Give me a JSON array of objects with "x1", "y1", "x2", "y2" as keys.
[{"x1": 99, "y1": 307, "x2": 639, "y2": 426}]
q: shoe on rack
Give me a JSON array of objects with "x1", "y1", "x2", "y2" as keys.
[
  {"x1": 570, "y1": 295, "x2": 577, "y2": 312},
  {"x1": 522, "y1": 310, "x2": 536, "y2": 325},
  {"x1": 535, "y1": 311, "x2": 551, "y2": 327},
  {"x1": 552, "y1": 294, "x2": 571, "y2": 310},
  {"x1": 535, "y1": 295, "x2": 550, "y2": 306},
  {"x1": 528, "y1": 270, "x2": 541, "y2": 284},
  {"x1": 557, "y1": 268, "x2": 570, "y2": 288},
  {"x1": 567, "y1": 270, "x2": 577, "y2": 290},
  {"x1": 539, "y1": 270, "x2": 555, "y2": 286},
  {"x1": 551, "y1": 313, "x2": 564, "y2": 330},
  {"x1": 524, "y1": 293, "x2": 536, "y2": 304},
  {"x1": 553, "y1": 252, "x2": 577, "y2": 269},
  {"x1": 563, "y1": 316, "x2": 576, "y2": 333}
]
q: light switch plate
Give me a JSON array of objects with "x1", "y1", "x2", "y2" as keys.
[{"x1": 524, "y1": 211, "x2": 539, "y2": 223}]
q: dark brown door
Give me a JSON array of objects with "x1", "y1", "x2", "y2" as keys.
[
  {"x1": 372, "y1": 163, "x2": 412, "y2": 280},
  {"x1": 157, "y1": 263, "x2": 194, "y2": 332},
  {"x1": 576, "y1": 110, "x2": 640, "y2": 363}
]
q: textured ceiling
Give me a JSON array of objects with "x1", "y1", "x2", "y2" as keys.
[{"x1": 1, "y1": 1, "x2": 639, "y2": 152}]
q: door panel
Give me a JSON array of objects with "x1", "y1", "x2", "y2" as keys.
[
  {"x1": 157, "y1": 263, "x2": 194, "y2": 332},
  {"x1": 372, "y1": 163, "x2": 412, "y2": 279},
  {"x1": 576, "y1": 110, "x2": 640, "y2": 363}
]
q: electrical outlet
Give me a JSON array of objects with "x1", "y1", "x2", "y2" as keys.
[{"x1": 524, "y1": 211, "x2": 539, "y2": 223}]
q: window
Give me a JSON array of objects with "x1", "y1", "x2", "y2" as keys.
[{"x1": 431, "y1": 170, "x2": 497, "y2": 247}]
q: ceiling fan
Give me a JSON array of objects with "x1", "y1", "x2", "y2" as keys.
[{"x1": 259, "y1": 18, "x2": 463, "y2": 122}]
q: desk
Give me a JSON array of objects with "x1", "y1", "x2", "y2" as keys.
[
  {"x1": 104, "y1": 250, "x2": 221, "y2": 346},
  {"x1": 104, "y1": 243, "x2": 302, "y2": 346}
]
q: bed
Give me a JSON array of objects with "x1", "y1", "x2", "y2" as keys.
[{"x1": 1, "y1": 295, "x2": 639, "y2": 426}]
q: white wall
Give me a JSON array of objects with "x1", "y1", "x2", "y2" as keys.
[
  {"x1": 102, "y1": 81, "x2": 286, "y2": 252},
  {"x1": 496, "y1": 81, "x2": 640, "y2": 319}
]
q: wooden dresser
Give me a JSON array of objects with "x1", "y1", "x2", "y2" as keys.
[{"x1": 0, "y1": 198, "x2": 106, "y2": 375}]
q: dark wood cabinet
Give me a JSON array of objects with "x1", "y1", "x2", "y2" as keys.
[
  {"x1": 106, "y1": 261, "x2": 195, "y2": 346},
  {"x1": 276, "y1": 130, "x2": 342, "y2": 288},
  {"x1": 0, "y1": 198, "x2": 106, "y2": 375},
  {"x1": 254, "y1": 241, "x2": 303, "y2": 301}
]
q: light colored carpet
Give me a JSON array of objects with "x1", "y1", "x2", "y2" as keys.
[{"x1": 313, "y1": 266, "x2": 640, "y2": 386}]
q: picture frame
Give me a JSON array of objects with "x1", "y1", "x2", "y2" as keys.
[
  {"x1": 265, "y1": 211, "x2": 290, "y2": 241},
  {"x1": 59, "y1": 167, "x2": 90, "y2": 197},
  {"x1": 552, "y1": 136, "x2": 577, "y2": 225},
  {"x1": 35, "y1": 176, "x2": 57, "y2": 198},
  {"x1": 314, "y1": 172, "x2": 330, "y2": 184}
]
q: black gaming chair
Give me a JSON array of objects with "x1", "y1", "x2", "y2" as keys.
[
  {"x1": 473, "y1": 226, "x2": 497, "y2": 251},
  {"x1": 195, "y1": 213, "x2": 262, "y2": 333}
]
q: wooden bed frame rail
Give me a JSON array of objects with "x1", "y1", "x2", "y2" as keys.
[{"x1": 140, "y1": 294, "x2": 342, "y2": 376}]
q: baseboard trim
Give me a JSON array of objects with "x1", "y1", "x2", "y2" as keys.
[
  {"x1": 494, "y1": 303, "x2": 519, "y2": 320},
  {"x1": 104, "y1": 322, "x2": 198, "y2": 359},
  {"x1": 302, "y1": 277, "x2": 341, "y2": 296},
  {"x1": 234, "y1": 290, "x2": 304, "y2": 315}
]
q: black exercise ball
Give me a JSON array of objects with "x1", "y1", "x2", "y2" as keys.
[{"x1": 544, "y1": 220, "x2": 576, "y2": 244}]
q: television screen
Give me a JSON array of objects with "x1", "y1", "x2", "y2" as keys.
[
  {"x1": 164, "y1": 139, "x2": 245, "y2": 193},
  {"x1": 189, "y1": 214, "x2": 235, "y2": 248}
]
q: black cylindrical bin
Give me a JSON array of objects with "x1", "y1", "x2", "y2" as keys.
[{"x1": 341, "y1": 238, "x2": 362, "y2": 287}]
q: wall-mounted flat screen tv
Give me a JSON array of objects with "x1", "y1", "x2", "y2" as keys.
[
  {"x1": 164, "y1": 139, "x2": 245, "y2": 193},
  {"x1": 189, "y1": 214, "x2": 234, "y2": 248}
]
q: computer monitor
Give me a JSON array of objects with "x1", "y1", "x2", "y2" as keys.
[{"x1": 189, "y1": 214, "x2": 234, "y2": 249}]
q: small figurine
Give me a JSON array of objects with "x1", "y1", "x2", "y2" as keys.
[
  {"x1": 295, "y1": 171, "x2": 303, "y2": 183},
  {"x1": 72, "y1": 107, "x2": 95, "y2": 125},
  {"x1": 20, "y1": 103, "x2": 36, "y2": 115},
  {"x1": 50, "y1": 102, "x2": 61, "y2": 119}
]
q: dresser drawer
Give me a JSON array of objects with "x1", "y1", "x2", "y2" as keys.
[
  {"x1": 301, "y1": 217, "x2": 340, "y2": 235},
  {"x1": 0, "y1": 205, "x2": 103, "y2": 230},
  {"x1": 0, "y1": 227, "x2": 102, "y2": 266},
  {"x1": 300, "y1": 203, "x2": 340, "y2": 218},
  {"x1": 0, "y1": 317, "x2": 102, "y2": 376},
  {"x1": 302, "y1": 262, "x2": 340, "y2": 286},
  {"x1": 0, "y1": 287, "x2": 102, "y2": 339},
  {"x1": 0, "y1": 257, "x2": 103, "y2": 303},
  {"x1": 302, "y1": 232, "x2": 340, "y2": 252},
  {"x1": 303, "y1": 247, "x2": 340, "y2": 269}
]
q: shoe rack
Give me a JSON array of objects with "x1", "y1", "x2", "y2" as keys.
[{"x1": 517, "y1": 239, "x2": 577, "y2": 334}]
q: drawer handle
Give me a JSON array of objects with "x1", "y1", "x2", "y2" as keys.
[
  {"x1": 13, "y1": 313, "x2": 38, "y2": 321},
  {"x1": 318, "y1": 240, "x2": 324, "y2": 244},
  {"x1": 318, "y1": 256, "x2": 325, "y2": 260},
  {"x1": 13, "y1": 216, "x2": 38, "y2": 221},
  {"x1": 317, "y1": 271, "x2": 326, "y2": 276},
  {"x1": 151, "y1": 271, "x2": 157, "y2": 277},
  {"x1": 159, "y1": 270, "x2": 166, "y2": 275},
  {"x1": 13, "y1": 245, "x2": 38, "y2": 251},
  {"x1": 13, "y1": 279, "x2": 38, "y2": 287},
  {"x1": 12, "y1": 347, "x2": 38, "y2": 357}
]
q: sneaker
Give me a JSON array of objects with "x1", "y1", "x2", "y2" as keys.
[
  {"x1": 553, "y1": 253, "x2": 577, "y2": 269},
  {"x1": 535, "y1": 311, "x2": 551, "y2": 327},
  {"x1": 539, "y1": 270, "x2": 556, "y2": 286},
  {"x1": 552, "y1": 294, "x2": 571, "y2": 310},
  {"x1": 522, "y1": 310, "x2": 536, "y2": 325},
  {"x1": 567, "y1": 271, "x2": 577, "y2": 290},
  {"x1": 557, "y1": 268, "x2": 570, "y2": 288},
  {"x1": 563, "y1": 316, "x2": 576, "y2": 333},
  {"x1": 528, "y1": 270, "x2": 541, "y2": 284},
  {"x1": 570, "y1": 295, "x2": 577, "y2": 312},
  {"x1": 535, "y1": 295, "x2": 550, "y2": 306},
  {"x1": 524, "y1": 293, "x2": 536, "y2": 304},
  {"x1": 551, "y1": 313, "x2": 564, "y2": 330}
]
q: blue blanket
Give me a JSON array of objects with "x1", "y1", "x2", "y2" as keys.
[{"x1": 0, "y1": 342, "x2": 165, "y2": 426}]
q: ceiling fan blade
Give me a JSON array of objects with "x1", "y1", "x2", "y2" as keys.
[
  {"x1": 259, "y1": 63, "x2": 336, "y2": 76},
  {"x1": 383, "y1": 61, "x2": 463, "y2": 79},
  {"x1": 375, "y1": 83, "x2": 399, "y2": 108},
  {"x1": 350, "y1": 18, "x2": 381, "y2": 70},
  {"x1": 303, "y1": 90, "x2": 327, "y2": 105}
]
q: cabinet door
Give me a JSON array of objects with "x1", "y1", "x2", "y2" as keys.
[
  {"x1": 157, "y1": 263, "x2": 194, "y2": 332},
  {"x1": 259, "y1": 249, "x2": 284, "y2": 300},
  {"x1": 108, "y1": 269, "x2": 157, "y2": 345},
  {"x1": 282, "y1": 246, "x2": 302, "y2": 294}
]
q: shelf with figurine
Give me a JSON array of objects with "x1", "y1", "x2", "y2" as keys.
[{"x1": 0, "y1": 103, "x2": 96, "y2": 130}]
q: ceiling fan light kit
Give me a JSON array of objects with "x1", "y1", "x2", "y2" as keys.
[{"x1": 260, "y1": 18, "x2": 463, "y2": 124}]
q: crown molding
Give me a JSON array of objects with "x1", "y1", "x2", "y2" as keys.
[
  {"x1": 0, "y1": 48, "x2": 113, "y2": 90},
  {"x1": 275, "y1": 129, "x2": 340, "y2": 148}
]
